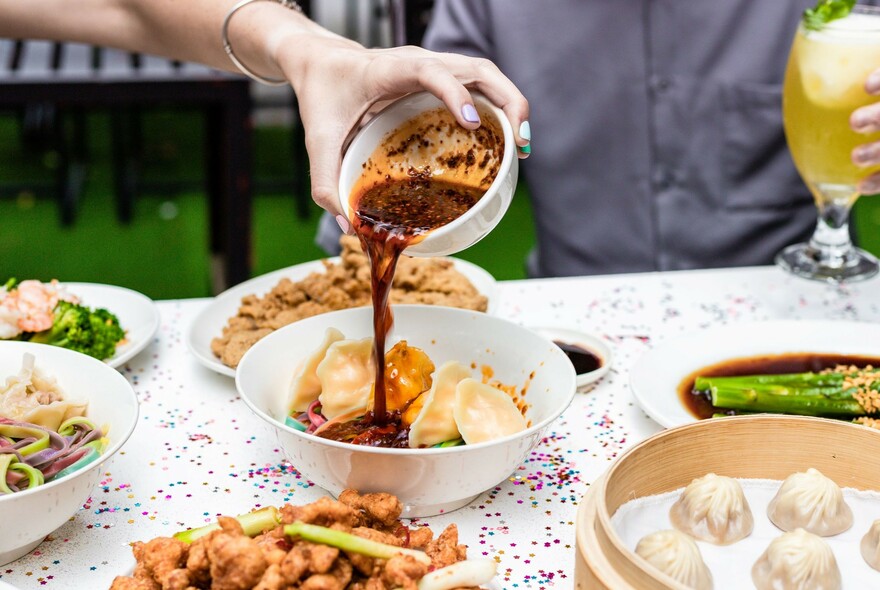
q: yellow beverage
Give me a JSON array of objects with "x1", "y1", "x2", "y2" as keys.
[{"x1": 783, "y1": 12, "x2": 880, "y2": 207}]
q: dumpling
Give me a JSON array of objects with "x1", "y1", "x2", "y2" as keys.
[
  {"x1": 635, "y1": 529, "x2": 713, "y2": 590},
  {"x1": 286, "y1": 328, "x2": 344, "y2": 414},
  {"x1": 669, "y1": 473, "x2": 754, "y2": 545},
  {"x1": 0, "y1": 353, "x2": 86, "y2": 431},
  {"x1": 767, "y1": 468, "x2": 853, "y2": 536},
  {"x1": 408, "y1": 361, "x2": 471, "y2": 448},
  {"x1": 860, "y1": 519, "x2": 880, "y2": 571},
  {"x1": 452, "y1": 378, "x2": 527, "y2": 444},
  {"x1": 316, "y1": 337, "x2": 374, "y2": 420},
  {"x1": 751, "y1": 529, "x2": 841, "y2": 590}
]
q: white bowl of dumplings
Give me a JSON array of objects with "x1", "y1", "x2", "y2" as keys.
[
  {"x1": 235, "y1": 304, "x2": 577, "y2": 518},
  {"x1": 0, "y1": 341, "x2": 138, "y2": 566}
]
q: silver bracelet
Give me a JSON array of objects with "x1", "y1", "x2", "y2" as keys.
[{"x1": 221, "y1": 0, "x2": 303, "y2": 86}]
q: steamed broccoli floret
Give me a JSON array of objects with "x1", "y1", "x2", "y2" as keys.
[{"x1": 28, "y1": 300, "x2": 125, "y2": 360}]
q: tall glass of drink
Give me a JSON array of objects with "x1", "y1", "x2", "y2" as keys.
[{"x1": 777, "y1": 5, "x2": 880, "y2": 282}]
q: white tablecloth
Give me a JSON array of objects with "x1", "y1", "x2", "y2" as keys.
[{"x1": 2, "y1": 265, "x2": 878, "y2": 589}]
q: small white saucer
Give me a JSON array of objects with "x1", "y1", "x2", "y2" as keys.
[{"x1": 531, "y1": 327, "x2": 613, "y2": 389}]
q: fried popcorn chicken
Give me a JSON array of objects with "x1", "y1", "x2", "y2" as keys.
[
  {"x1": 113, "y1": 490, "x2": 477, "y2": 590},
  {"x1": 211, "y1": 236, "x2": 488, "y2": 368}
]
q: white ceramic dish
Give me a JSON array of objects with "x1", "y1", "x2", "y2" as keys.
[
  {"x1": 629, "y1": 319, "x2": 880, "y2": 428},
  {"x1": 0, "y1": 341, "x2": 139, "y2": 566},
  {"x1": 187, "y1": 257, "x2": 499, "y2": 377},
  {"x1": 530, "y1": 327, "x2": 613, "y2": 389},
  {"x1": 338, "y1": 91, "x2": 518, "y2": 257},
  {"x1": 236, "y1": 305, "x2": 576, "y2": 518},
  {"x1": 63, "y1": 282, "x2": 159, "y2": 368}
]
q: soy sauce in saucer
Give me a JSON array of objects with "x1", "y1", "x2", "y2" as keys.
[{"x1": 554, "y1": 340, "x2": 602, "y2": 375}]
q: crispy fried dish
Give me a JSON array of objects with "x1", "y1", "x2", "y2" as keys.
[
  {"x1": 211, "y1": 236, "x2": 488, "y2": 369},
  {"x1": 110, "y1": 490, "x2": 476, "y2": 590}
]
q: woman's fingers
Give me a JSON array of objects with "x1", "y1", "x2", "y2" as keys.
[{"x1": 858, "y1": 171, "x2": 880, "y2": 195}]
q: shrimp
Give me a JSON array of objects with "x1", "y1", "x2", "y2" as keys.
[{"x1": 0, "y1": 280, "x2": 77, "y2": 335}]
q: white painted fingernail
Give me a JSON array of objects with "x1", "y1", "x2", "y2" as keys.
[
  {"x1": 335, "y1": 214, "x2": 352, "y2": 234},
  {"x1": 462, "y1": 104, "x2": 480, "y2": 123},
  {"x1": 519, "y1": 120, "x2": 531, "y2": 142}
]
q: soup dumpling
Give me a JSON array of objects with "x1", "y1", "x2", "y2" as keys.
[
  {"x1": 767, "y1": 468, "x2": 852, "y2": 536},
  {"x1": 861, "y1": 519, "x2": 880, "y2": 571},
  {"x1": 635, "y1": 529, "x2": 713, "y2": 590},
  {"x1": 669, "y1": 473, "x2": 754, "y2": 545},
  {"x1": 751, "y1": 529, "x2": 841, "y2": 590}
]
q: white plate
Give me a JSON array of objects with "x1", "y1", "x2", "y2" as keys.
[
  {"x1": 0, "y1": 582, "x2": 22, "y2": 590},
  {"x1": 63, "y1": 283, "x2": 159, "y2": 369},
  {"x1": 530, "y1": 327, "x2": 612, "y2": 389},
  {"x1": 629, "y1": 319, "x2": 880, "y2": 429},
  {"x1": 187, "y1": 257, "x2": 499, "y2": 377}
]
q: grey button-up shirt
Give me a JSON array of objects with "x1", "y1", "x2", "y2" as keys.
[{"x1": 423, "y1": 0, "x2": 826, "y2": 277}]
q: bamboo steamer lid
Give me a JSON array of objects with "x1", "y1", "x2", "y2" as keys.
[{"x1": 575, "y1": 415, "x2": 880, "y2": 588}]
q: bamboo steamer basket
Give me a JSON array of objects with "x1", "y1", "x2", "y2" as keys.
[{"x1": 575, "y1": 415, "x2": 880, "y2": 589}]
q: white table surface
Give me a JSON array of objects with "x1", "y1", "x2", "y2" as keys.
[{"x1": 2, "y1": 265, "x2": 879, "y2": 589}]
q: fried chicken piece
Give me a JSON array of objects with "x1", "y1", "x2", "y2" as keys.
[
  {"x1": 279, "y1": 496, "x2": 358, "y2": 530},
  {"x1": 407, "y1": 526, "x2": 434, "y2": 549},
  {"x1": 253, "y1": 564, "x2": 286, "y2": 590},
  {"x1": 338, "y1": 490, "x2": 402, "y2": 529},
  {"x1": 426, "y1": 524, "x2": 468, "y2": 569},
  {"x1": 344, "y1": 526, "x2": 405, "y2": 577},
  {"x1": 109, "y1": 576, "x2": 160, "y2": 590},
  {"x1": 300, "y1": 558, "x2": 353, "y2": 590},
  {"x1": 207, "y1": 517, "x2": 268, "y2": 590},
  {"x1": 280, "y1": 546, "x2": 309, "y2": 583},
  {"x1": 134, "y1": 537, "x2": 189, "y2": 588},
  {"x1": 382, "y1": 554, "x2": 429, "y2": 590}
]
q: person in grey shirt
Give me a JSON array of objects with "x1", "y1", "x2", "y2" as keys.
[{"x1": 318, "y1": 0, "x2": 880, "y2": 277}]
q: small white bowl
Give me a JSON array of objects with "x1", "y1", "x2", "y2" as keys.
[
  {"x1": 530, "y1": 327, "x2": 613, "y2": 389},
  {"x1": 338, "y1": 91, "x2": 518, "y2": 257},
  {"x1": 0, "y1": 342, "x2": 139, "y2": 566},
  {"x1": 236, "y1": 305, "x2": 575, "y2": 518}
]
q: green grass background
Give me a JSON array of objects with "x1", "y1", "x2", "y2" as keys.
[
  {"x1": 1, "y1": 110, "x2": 878, "y2": 300},
  {"x1": 0, "y1": 111, "x2": 534, "y2": 299}
]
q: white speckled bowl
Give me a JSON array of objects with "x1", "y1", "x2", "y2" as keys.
[
  {"x1": 338, "y1": 91, "x2": 518, "y2": 257},
  {"x1": 0, "y1": 342, "x2": 138, "y2": 566},
  {"x1": 236, "y1": 305, "x2": 575, "y2": 518}
]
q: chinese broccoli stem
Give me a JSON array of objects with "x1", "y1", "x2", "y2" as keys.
[{"x1": 694, "y1": 368, "x2": 879, "y2": 417}]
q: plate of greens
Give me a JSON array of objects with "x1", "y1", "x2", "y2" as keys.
[
  {"x1": 629, "y1": 319, "x2": 880, "y2": 428},
  {"x1": 0, "y1": 280, "x2": 159, "y2": 369}
]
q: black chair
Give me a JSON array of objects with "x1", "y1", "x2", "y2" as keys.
[
  {"x1": 0, "y1": 39, "x2": 253, "y2": 291},
  {"x1": 388, "y1": 0, "x2": 436, "y2": 47}
]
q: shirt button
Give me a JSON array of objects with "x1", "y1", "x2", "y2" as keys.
[
  {"x1": 649, "y1": 75, "x2": 672, "y2": 95},
  {"x1": 652, "y1": 167, "x2": 674, "y2": 191}
]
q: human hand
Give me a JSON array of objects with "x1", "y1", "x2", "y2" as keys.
[
  {"x1": 275, "y1": 36, "x2": 530, "y2": 220},
  {"x1": 850, "y1": 68, "x2": 880, "y2": 193}
]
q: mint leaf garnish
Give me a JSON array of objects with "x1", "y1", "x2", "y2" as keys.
[{"x1": 803, "y1": 0, "x2": 856, "y2": 31}]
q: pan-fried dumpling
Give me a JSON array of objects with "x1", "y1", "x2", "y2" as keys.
[
  {"x1": 767, "y1": 468, "x2": 853, "y2": 536},
  {"x1": 408, "y1": 361, "x2": 471, "y2": 448},
  {"x1": 316, "y1": 337, "x2": 373, "y2": 420},
  {"x1": 669, "y1": 473, "x2": 754, "y2": 545},
  {"x1": 452, "y1": 378, "x2": 527, "y2": 444},
  {"x1": 751, "y1": 529, "x2": 841, "y2": 590},
  {"x1": 860, "y1": 519, "x2": 880, "y2": 571},
  {"x1": 0, "y1": 353, "x2": 86, "y2": 431},
  {"x1": 286, "y1": 328, "x2": 344, "y2": 414},
  {"x1": 635, "y1": 529, "x2": 713, "y2": 590}
]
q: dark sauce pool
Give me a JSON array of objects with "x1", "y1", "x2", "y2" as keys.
[
  {"x1": 553, "y1": 340, "x2": 602, "y2": 375},
  {"x1": 679, "y1": 352, "x2": 880, "y2": 420}
]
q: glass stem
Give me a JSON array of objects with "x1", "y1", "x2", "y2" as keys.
[{"x1": 809, "y1": 200, "x2": 855, "y2": 269}]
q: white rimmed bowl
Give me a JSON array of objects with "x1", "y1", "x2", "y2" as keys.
[
  {"x1": 0, "y1": 341, "x2": 139, "y2": 566},
  {"x1": 338, "y1": 91, "x2": 518, "y2": 257},
  {"x1": 235, "y1": 305, "x2": 575, "y2": 518}
]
